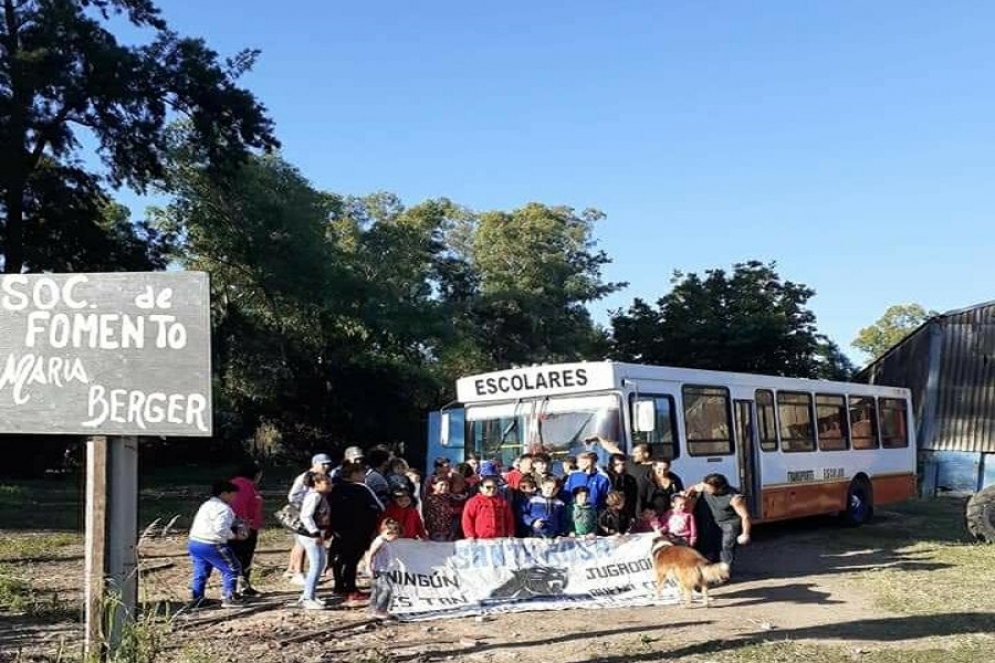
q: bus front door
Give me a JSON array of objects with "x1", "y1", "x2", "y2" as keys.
[{"x1": 734, "y1": 400, "x2": 762, "y2": 520}]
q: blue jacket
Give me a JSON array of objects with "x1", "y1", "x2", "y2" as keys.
[
  {"x1": 523, "y1": 495, "x2": 568, "y2": 538},
  {"x1": 564, "y1": 470, "x2": 612, "y2": 509}
]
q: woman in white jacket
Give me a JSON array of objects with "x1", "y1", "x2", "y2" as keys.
[{"x1": 297, "y1": 473, "x2": 333, "y2": 609}]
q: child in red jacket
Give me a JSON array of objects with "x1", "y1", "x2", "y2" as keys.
[
  {"x1": 461, "y1": 475, "x2": 514, "y2": 539},
  {"x1": 380, "y1": 489, "x2": 428, "y2": 539}
]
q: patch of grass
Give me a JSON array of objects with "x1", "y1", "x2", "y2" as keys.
[
  {"x1": 178, "y1": 645, "x2": 229, "y2": 663},
  {"x1": 0, "y1": 531, "x2": 81, "y2": 561},
  {"x1": 852, "y1": 541, "x2": 995, "y2": 615},
  {"x1": 0, "y1": 477, "x2": 83, "y2": 530},
  {"x1": 810, "y1": 497, "x2": 995, "y2": 616},
  {"x1": 691, "y1": 638, "x2": 995, "y2": 663},
  {"x1": 0, "y1": 564, "x2": 79, "y2": 621}
]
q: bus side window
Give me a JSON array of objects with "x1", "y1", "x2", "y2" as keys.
[
  {"x1": 849, "y1": 396, "x2": 880, "y2": 450},
  {"x1": 755, "y1": 389, "x2": 779, "y2": 452},
  {"x1": 815, "y1": 394, "x2": 850, "y2": 451},
  {"x1": 777, "y1": 391, "x2": 816, "y2": 452},
  {"x1": 631, "y1": 394, "x2": 679, "y2": 460},
  {"x1": 682, "y1": 385, "x2": 734, "y2": 456},
  {"x1": 878, "y1": 398, "x2": 909, "y2": 448}
]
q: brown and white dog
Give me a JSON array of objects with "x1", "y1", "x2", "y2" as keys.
[{"x1": 651, "y1": 539, "x2": 730, "y2": 607}]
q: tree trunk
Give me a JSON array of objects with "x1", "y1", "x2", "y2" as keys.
[
  {"x1": 4, "y1": 184, "x2": 25, "y2": 273},
  {"x1": 3, "y1": 0, "x2": 26, "y2": 274}
]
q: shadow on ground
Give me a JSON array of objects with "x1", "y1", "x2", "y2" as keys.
[{"x1": 576, "y1": 612, "x2": 995, "y2": 662}]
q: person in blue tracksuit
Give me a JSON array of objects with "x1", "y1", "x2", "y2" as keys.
[
  {"x1": 563, "y1": 451, "x2": 612, "y2": 509},
  {"x1": 187, "y1": 480, "x2": 244, "y2": 608},
  {"x1": 524, "y1": 476, "x2": 568, "y2": 538}
]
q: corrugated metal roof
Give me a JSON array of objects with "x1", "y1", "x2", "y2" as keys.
[
  {"x1": 858, "y1": 299, "x2": 995, "y2": 375},
  {"x1": 933, "y1": 304, "x2": 995, "y2": 453}
]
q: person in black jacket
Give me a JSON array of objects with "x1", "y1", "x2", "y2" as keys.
[
  {"x1": 606, "y1": 453, "x2": 639, "y2": 520},
  {"x1": 638, "y1": 459, "x2": 684, "y2": 516},
  {"x1": 328, "y1": 462, "x2": 384, "y2": 603},
  {"x1": 598, "y1": 490, "x2": 634, "y2": 535}
]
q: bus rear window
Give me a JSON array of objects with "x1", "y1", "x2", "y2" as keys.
[
  {"x1": 682, "y1": 386, "x2": 733, "y2": 456},
  {"x1": 849, "y1": 396, "x2": 879, "y2": 450},
  {"x1": 879, "y1": 398, "x2": 909, "y2": 448},
  {"x1": 777, "y1": 391, "x2": 815, "y2": 452}
]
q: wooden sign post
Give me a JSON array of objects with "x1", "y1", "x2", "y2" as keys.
[
  {"x1": 84, "y1": 435, "x2": 138, "y2": 653},
  {"x1": 0, "y1": 272, "x2": 212, "y2": 660}
]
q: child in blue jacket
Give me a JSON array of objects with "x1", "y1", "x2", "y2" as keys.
[{"x1": 524, "y1": 476, "x2": 568, "y2": 538}]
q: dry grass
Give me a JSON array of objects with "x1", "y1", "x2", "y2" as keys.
[
  {"x1": 688, "y1": 637, "x2": 995, "y2": 663},
  {"x1": 827, "y1": 498, "x2": 995, "y2": 615}
]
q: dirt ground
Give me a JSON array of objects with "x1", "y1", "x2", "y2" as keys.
[{"x1": 4, "y1": 501, "x2": 994, "y2": 663}]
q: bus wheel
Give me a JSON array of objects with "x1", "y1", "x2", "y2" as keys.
[
  {"x1": 966, "y1": 485, "x2": 995, "y2": 543},
  {"x1": 841, "y1": 477, "x2": 874, "y2": 526}
]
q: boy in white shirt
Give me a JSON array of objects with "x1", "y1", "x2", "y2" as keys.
[{"x1": 188, "y1": 480, "x2": 244, "y2": 608}]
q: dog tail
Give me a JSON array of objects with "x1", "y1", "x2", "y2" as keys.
[{"x1": 699, "y1": 561, "x2": 730, "y2": 585}]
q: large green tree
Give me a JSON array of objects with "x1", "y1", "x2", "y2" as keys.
[
  {"x1": 852, "y1": 303, "x2": 936, "y2": 360},
  {"x1": 156, "y1": 151, "x2": 455, "y2": 459},
  {"x1": 153, "y1": 148, "x2": 351, "y2": 453},
  {"x1": 447, "y1": 203, "x2": 624, "y2": 369},
  {"x1": 610, "y1": 260, "x2": 854, "y2": 379},
  {"x1": 0, "y1": 0, "x2": 277, "y2": 273}
]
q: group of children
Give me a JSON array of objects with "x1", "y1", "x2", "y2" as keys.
[
  {"x1": 421, "y1": 454, "x2": 697, "y2": 546},
  {"x1": 185, "y1": 448, "x2": 708, "y2": 617}
]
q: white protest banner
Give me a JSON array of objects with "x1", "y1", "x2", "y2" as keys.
[
  {"x1": 373, "y1": 533, "x2": 685, "y2": 621},
  {"x1": 0, "y1": 272, "x2": 211, "y2": 436}
]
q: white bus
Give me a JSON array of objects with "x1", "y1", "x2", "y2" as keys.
[{"x1": 440, "y1": 361, "x2": 917, "y2": 525}]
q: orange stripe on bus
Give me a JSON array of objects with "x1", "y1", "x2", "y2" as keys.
[
  {"x1": 870, "y1": 473, "x2": 918, "y2": 506},
  {"x1": 756, "y1": 473, "x2": 916, "y2": 523}
]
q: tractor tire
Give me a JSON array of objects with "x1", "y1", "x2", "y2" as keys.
[
  {"x1": 966, "y1": 485, "x2": 995, "y2": 543},
  {"x1": 840, "y1": 476, "x2": 874, "y2": 526}
]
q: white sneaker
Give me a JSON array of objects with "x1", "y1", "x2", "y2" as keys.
[
  {"x1": 289, "y1": 573, "x2": 306, "y2": 586},
  {"x1": 300, "y1": 599, "x2": 326, "y2": 610}
]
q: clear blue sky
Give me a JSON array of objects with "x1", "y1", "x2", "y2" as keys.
[{"x1": 123, "y1": 1, "x2": 995, "y2": 364}]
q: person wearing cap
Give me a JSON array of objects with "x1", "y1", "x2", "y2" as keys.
[
  {"x1": 328, "y1": 461, "x2": 384, "y2": 603},
  {"x1": 330, "y1": 446, "x2": 365, "y2": 485},
  {"x1": 284, "y1": 453, "x2": 333, "y2": 585},
  {"x1": 379, "y1": 488, "x2": 428, "y2": 539},
  {"x1": 385, "y1": 457, "x2": 420, "y2": 509}
]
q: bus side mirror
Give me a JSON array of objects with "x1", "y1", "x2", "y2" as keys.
[
  {"x1": 635, "y1": 401, "x2": 656, "y2": 432},
  {"x1": 440, "y1": 411, "x2": 451, "y2": 446}
]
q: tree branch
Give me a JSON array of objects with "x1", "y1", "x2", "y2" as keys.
[{"x1": 29, "y1": 105, "x2": 75, "y2": 167}]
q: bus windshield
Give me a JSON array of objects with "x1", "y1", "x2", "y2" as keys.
[{"x1": 465, "y1": 394, "x2": 622, "y2": 472}]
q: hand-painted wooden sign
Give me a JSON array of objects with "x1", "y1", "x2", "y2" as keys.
[{"x1": 0, "y1": 272, "x2": 212, "y2": 436}]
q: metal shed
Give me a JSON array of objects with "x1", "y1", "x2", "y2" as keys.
[{"x1": 858, "y1": 301, "x2": 995, "y2": 495}]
